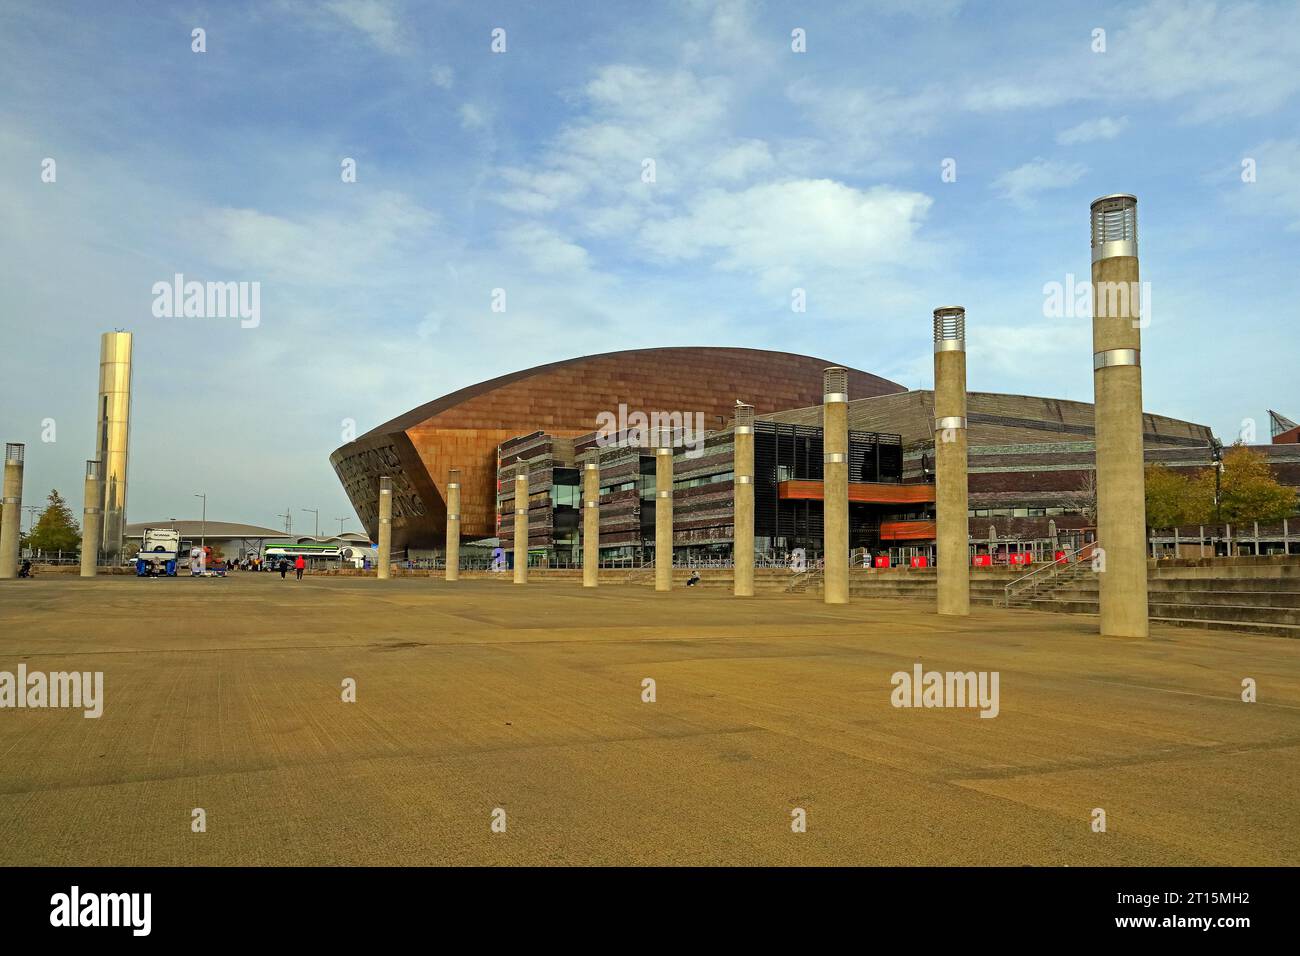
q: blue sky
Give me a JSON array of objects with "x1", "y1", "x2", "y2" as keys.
[{"x1": 1, "y1": 0, "x2": 1297, "y2": 531}]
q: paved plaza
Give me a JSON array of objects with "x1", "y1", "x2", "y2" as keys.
[{"x1": 1, "y1": 575, "x2": 1296, "y2": 865}]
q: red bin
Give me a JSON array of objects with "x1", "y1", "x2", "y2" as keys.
[
  {"x1": 909, "y1": 555, "x2": 928, "y2": 568},
  {"x1": 873, "y1": 555, "x2": 890, "y2": 569}
]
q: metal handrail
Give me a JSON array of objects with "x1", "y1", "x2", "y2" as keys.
[{"x1": 1003, "y1": 542, "x2": 1093, "y2": 607}]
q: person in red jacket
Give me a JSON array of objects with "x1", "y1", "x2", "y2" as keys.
[{"x1": 294, "y1": 554, "x2": 306, "y2": 581}]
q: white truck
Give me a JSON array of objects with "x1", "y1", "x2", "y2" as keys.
[{"x1": 135, "y1": 528, "x2": 181, "y2": 576}]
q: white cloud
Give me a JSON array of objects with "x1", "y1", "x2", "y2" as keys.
[
  {"x1": 197, "y1": 191, "x2": 437, "y2": 286},
  {"x1": 992, "y1": 158, "x2": 1087, "y2": 206},
  {"x1": 1056, "y1": 116, "x2": 1129, "y2": 146},
  {"x1": 1237, "y1": 139, "x2": 1300, "y2": 231},
  {"x1": 430, "y1": 64, "x2": 454, "y2": 89},
  {"x1": 459, "y1": 103, "x2": 491, "y2": 130},
  {"x1": 501, "y1": 223, "x2": 591, "y2": 273},
  {"x1": 639, "y1": 179, "x2": 933, "y2": 287},
  {"x1": 322, "y1": 0, "x2": 404, "y2": 54},
  {"x1": 1119, "y1": 0, "x2": 1300, "y2": 121}
]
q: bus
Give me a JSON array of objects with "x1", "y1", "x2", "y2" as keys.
[{"x1": 263, "y1": 543, "x2": 367, "y2": 568}]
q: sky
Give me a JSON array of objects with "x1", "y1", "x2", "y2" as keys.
[{"x1": 1, "y1": 0, "x2": 1298, "y2": 533}]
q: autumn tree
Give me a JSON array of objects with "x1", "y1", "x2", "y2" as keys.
[
  {"x1": 1145, "y1": 463, "x2": 1203, "y2": 529},
  {"x1": 26, "y1": 489, "x2": 81, "y2": 553},
  {"x1": 1192, "y1": 444, "x2": 1297, "y2": 524}
]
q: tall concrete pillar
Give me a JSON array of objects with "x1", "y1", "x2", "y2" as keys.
[
  {"x1": 933, "y1": 307, "x2": 970, "y2": 616},
  {"x1": 823, "y1": 367, "x2": 849, "y2": 604},
  {"x1": 582, "y1": 457, "x2": 599, "y2": 588},
  {"x1": 1091, "y1": 193, "x2": 1149, "y2": 637},
  {"x1": 733, "y1": 403, "x2": 755, "y2": 597},
  {"x1": 80, "y1": 460, "x2": 103, "y2": 577},
  {"x1": 513, "y1": 462, "x2": 528, "y2": 584},
  {"x1": 0, "y1": 444, "x2": 24, "y2": 579},
  {"x1": 95, "y1": 331, "x2": 132, "y2": 562},
  {"x1": 376, "y1": 476, "x2": 392, "y2": 580},
  {"x1": 445, "y1": 469, "x2": 460, "y2": 582},
  {"x1": 655, "y1": 442, "x2": 673, "y2": 592}
]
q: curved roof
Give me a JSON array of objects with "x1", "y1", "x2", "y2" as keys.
[
  {"x1": 362, "y1": 346, "x2": 905, "y2": 439},
  {"x1": 331, "y1": 346, "x2": 907, "y2": 548},
  {"x1": 126, "y1": 521, "x2": 284, "y2": 538}
]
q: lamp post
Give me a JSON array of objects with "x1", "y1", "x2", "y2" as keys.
[
  {"x1": 1210, "y1": 438, "x2": 1224, "y2": 524},
  {"x1": 194, "y1": 493, "x2": 206, "y2": 549},
  {"x1": 335, "y1": 516, "x2": 349, "y2": 535},
  {"x1": 300, "y1": 508, "x2": 319, "y2": 538}
]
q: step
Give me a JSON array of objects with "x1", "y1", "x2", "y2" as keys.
[
  {"x1": 1151, "y1": 616, "x2": 1300, "y2": 639},
  {"x1": 1147, "y1": 602, "x2": 1300, "y2": 626}
]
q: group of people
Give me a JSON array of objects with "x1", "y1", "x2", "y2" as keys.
[{"x1": 215, "y1": 555, "x2": 306, "y2": 579}]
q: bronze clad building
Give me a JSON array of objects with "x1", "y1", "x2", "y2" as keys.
[{"x1": 329, "y1": 347, "x2": 905, "y2": 551}]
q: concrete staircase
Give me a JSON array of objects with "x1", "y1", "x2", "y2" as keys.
[{"x1": 1002, "y1": 559, "x2": 1300, "y2": 638}]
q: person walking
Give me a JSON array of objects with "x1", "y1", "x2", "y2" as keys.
[
  {"x1": 294, "y1": 554, "x2": 305, "y2": 581},
  {"x1": 278, "y1": 557, "x2": 288, "y2": 579}
]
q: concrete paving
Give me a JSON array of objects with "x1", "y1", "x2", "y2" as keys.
[{"x1": 1, "y1": 573, "x2": 1297, "y2": 866}]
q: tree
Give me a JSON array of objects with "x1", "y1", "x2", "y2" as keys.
[
  {"x1": 1144, "y1": 463, "x2": 1204, "y2": 529},
  {"x1": 27, "y1": 489, "x2": 81, "y2": 553},
  {"x1": 1191, "y1": 444, "x2": 1297, "y2": 524},
  {"x1": 1063, "y1": 470, "x2": 1097, "y2": 521}
]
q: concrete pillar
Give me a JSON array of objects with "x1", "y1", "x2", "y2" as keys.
[
  {"x1": 933, "y1": 307, "x2": 970, "y2": 616},
  {"x1": 1254, "y1": 521, "x2": 1260, "y2": 556},
  {"x1": 376, "y1": 476, "x2": 392, "y2": 580},
  {"x1": 734, "y1": 403, "x2": 755, "y2": 597},
  {"x1": 445, "y1": 469, "x2": 460, "y2": 582},
  {"x1": 655, "y1": 441, "x2": 673, "y2": 592},
  {"x1": 513, "y1": 463, "x2": 528, "y2": 584},
  {"x1": 95, "y1": 331, "x2": 133, "y2": 562},
  {"x1": 1049, "y1": 518, "x2": 1059, "y2": 556},
  {"x1": 823, "y1": 367, "x2": 849, "y2": 604},
  {"x1": 1285, "y1": 518, "x2": 1290, "y2": 555},
  {"x1": 80, "y1": 460, "x2": 103, "y2": 577},
  {"x1": 583, "y1": 457, "x2": 600, "y2": 587},
  {"x1": 1091, "y1": 193, "x2": 1149, "y2": 637},
  {"x1": 0, "y1": 444, "x2": 24, "y2": 578},
  {"x1": 1199, "y1": 525, "x2": 1206, "y2": 558}
]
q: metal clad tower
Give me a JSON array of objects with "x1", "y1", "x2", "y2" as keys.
[
  {"x1": 823, "y1": 367, "x2": 849, "y2": 604},
  {"x1": 933, "y1": 307, "x2": 970, "y2": 616},
  {"x1": 95, "y1": 331, "x2": 133, "y2": 562},
  {"x1": 733, "y1": 402, "x2": 755, "y2": 597},
  {"x1": 1090, "y1": 194, "x2": 1149, "y2": 638}
]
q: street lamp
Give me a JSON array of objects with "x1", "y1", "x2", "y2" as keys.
[
  {"x1": 194, "y1": 493, "x2": 206, "y2": 549},
  {"x1": 335, "y1": 516, "x2": 350, "y2": 535},
  {"x1": 1209, "y1": 438, "x2": 1224, "y2": 524},
  {"x1": 300, "y1": 508, "x2": 319, "y2": 538}
]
